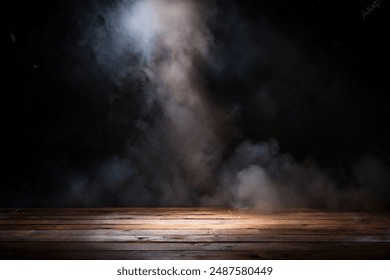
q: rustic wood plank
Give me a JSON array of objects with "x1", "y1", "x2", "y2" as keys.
[
  {"x1": 2, "y1": 214, "x2": 389, "y2": 222},
  {"x1": 0, "y1": 208, "x2": 389, "y2": 259},
  {"x1": 1, "y1": 250, "x2": 389, "y2": 260},
  {"x1": 1, "y1": 220, "x2": 388, "y2": 227},
  {"x1": 0, "y1": 233, "x2": 389, "y2": 242},
  {"x1": 2, "y1": 209, "x2": 387, "y2": 218},
  {"x1": 0, "y1": 225, "x2": 387, "y2": 235},
  {"x1": 1, "y1": 241, "x2": 390, "y2": 251}
]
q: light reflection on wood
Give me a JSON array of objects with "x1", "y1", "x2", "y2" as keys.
[{"x1": 0, "y1": 208, "x2": 389, "y2": 259}]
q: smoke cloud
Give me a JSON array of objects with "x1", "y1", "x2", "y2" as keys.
[{"x1": 3, "y1": 0, "x2": 388, "y2": 209}]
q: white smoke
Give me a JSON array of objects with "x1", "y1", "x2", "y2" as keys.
[
  {"x1": 123, "y1": 0, "x2": 226, "y2": 198},
  {"x1": 63, "y1": 0, "x2": 385, "y2": 210},
  {"x1": 116, "y1": 0, "x2": 380, "y2": 210},
  {"x1": 235, "y1": 165, "x2": 280, "y2": 210},
  {"x1": 219, "y1": 139, "x2": 386, "y2": 210}
]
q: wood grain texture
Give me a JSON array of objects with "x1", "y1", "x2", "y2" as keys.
[{"x1": 0, "y1": 208, "x2": 389, "y2": 259}]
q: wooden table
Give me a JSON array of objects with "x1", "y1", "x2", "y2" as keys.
[{"x1": 0, "y1": 208, "x2": 389, "y2": 259}]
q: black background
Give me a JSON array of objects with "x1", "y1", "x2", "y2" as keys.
[{"x1": 2, "y1": 0, "x2": 389, "y2": 206}]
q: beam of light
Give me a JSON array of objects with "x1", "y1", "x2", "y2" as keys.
[{"x1": 122, "y1": 0, "x2": 223, "y2": 196}]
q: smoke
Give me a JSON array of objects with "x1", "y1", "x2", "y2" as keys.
[
  {"x1": 111, "y1": 0, "x2": 383, "y2": 210},
  {"x1": 212, "y1": 140, "x2": 384, "y2": 211},
  {"x1": 234, "y1": 165, "x2": 280, "y2": 210},
  {"x1": 121, "y1": 0, "x2": 228, "y2": 198},
  {"x1": 4, "y1": 0, "x2": 388, "y2": 209},
  {"x1": 60, "y1": 0, "x2": 389, "y2": 209}
]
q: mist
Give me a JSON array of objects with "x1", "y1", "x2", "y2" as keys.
[{"x1": 2, "y1": 0, "x2": 389, "y2": 209}]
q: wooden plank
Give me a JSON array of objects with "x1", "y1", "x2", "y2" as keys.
[
  {"x1": 0, "y1": 208, "x2": 389, "y2": 260},
  {"x1": 0, "y1": 224, "x2": 388, "y2": 233},
  {"x1": 0, "y1": 210, "x2": 381, "y2": 215},
  {"x1": 1, "y1": 210, "x2": 388, "y2": 221},
  {"x1": 1, "y1": 250, "x2": 389, "y2": 260},
  {"x1": 1, "y1": 219, "x2": 388, "y2": 227},
  {"x1": 1, "y1": 242, "x2": 390, "y2": 251},
  {"x1": 0, "y1": 233, "x2": 389, "y2": 242},
  {"x1": 2, "y1": 214, "x2": 389, "y2": 222},
  {"x1": 0, "y1": 224, "x2": 388, "y2": 232},
  {"x1": 2, "y1": 209, "x2": 388, "y2": 219},
  {"x1": 0, "y1": 225, "x2": 388, "y2": 235},
  {"x1": 9, "y1": 207, "x2": 386, "y2": 213}
]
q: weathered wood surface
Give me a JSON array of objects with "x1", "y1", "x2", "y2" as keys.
[{"x1": 0, "y1": 208, "x2": 389, "y2": 259}]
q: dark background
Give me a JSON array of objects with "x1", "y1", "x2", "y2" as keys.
[{"x1": 2, "y1": 0, "x2": 389, "y2": 206}]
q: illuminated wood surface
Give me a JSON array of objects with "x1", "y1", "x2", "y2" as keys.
[{"x1": 0, "y1": 208, "x2": 389, "y2": 259}]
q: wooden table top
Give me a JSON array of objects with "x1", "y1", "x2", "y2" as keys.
[{"x1": 0, "y1": 208, "x2": 389, "y2": 259}]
